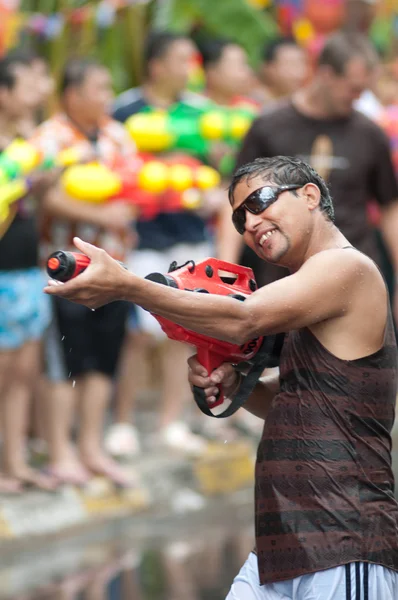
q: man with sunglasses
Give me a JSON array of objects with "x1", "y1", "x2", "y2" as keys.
[{"x1": 44, "y1": 154, "x2": 398, "y2": 599}]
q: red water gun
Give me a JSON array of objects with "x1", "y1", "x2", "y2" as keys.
[
  {"x1": 46, "y1": 251, "x2": 92, "y2": 282},
  {"x1": 46, "y1": 252, "x2": 283, "y2": 417},
  {"x1": 46, "y1": 250, "x2": 126, "y2": 282},
  {"x1": 144, "y1": 258, "x2": 263, "y2": 407}
]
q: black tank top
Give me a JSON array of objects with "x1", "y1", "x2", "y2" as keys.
[{"x1": 255, "y1": 296, "x2": 398, "y2": 584}]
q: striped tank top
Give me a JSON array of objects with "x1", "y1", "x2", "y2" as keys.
[{"x1": 255, "y1": 301, "x2": 398, "y2": 584}]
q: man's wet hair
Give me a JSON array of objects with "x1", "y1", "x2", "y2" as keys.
[
  {"x1": 60, "y1": 58, "x2": 103, "y2": 94},
  {"x1": 0, "y1": 50, "x2": 34, "y2": 90},
  {"x1": 262, "y1": 37, "x2": 301, "y2": 64},
  {"x1": 198, "y1": 38, "x2": 237, "y2": 69},
  {"x1": 318, "y1": 31, "x2": 378, "y2": 75},
  {"x1": 229, "y1": 156, "x2": 335, "y2": 222}
]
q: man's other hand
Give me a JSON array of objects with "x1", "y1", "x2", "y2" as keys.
[{"x1": 187, "y1": 355, "x2": 239, "y2": 405}]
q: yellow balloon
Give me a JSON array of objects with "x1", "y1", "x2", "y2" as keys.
[
  {"x1": 195, "y1": 166, "x2": 221, "y2": 189},
  {"x1": 229, "y1": 114, "x2": 251, "y2": 140},
  {"x1": 138, "y1": 161, "x2": 169, "y2": 194},
  {"x1": 62, "y1": 163, "x2": 121, "y2": 202},
  {"x1": 168, "y1": 164, "x2": 194, "y2": 191},
  {"x1": 126, "y1": 113, "x2": 174, "y2": 152},
  {"x1": 5, "y1": 140, "x2": 40, "y2": 174},
  {"x1": 200, "y1": 112, "x2": 225, "y2": 140}
]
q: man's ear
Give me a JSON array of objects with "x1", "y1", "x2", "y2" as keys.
[{"x1": 302, "y1": 183, "x2": 321, "y2": 212}]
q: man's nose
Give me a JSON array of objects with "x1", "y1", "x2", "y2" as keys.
[{"x1": 244, "y1": 210, "x2": 263, "y2": 232}]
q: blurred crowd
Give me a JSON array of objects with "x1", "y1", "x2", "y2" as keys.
[{"x1": 1, "y1": 0, "x2": 398, "y2": 494}]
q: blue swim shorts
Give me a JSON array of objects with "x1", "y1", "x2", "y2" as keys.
[{"x1": 0, "y1": 267, "x2": 51, "y2": 349}]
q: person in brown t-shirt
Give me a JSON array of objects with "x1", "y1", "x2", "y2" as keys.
[{"x1": 225, "y1": 32, "x2": 398, "y2": 320}]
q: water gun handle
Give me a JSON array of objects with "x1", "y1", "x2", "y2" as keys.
[
  {"x1": 46, "y1": 251, "x2": 91, "y2": 282},
  {"x1": 195, "y1": 347, "x2": 225, "y2": 408}
]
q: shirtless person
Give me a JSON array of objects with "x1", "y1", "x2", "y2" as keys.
[{"x1": 44, "y1": 156, "x2": 398, "y2": 599}]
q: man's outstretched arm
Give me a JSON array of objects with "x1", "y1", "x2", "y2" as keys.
[{"x1": 45, "y1": 238, "x2": 377, "y2": 343}]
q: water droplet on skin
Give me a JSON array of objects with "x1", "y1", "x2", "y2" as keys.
[{"x1": 72, "y1": 380, "x2": 76, "y2": 388}]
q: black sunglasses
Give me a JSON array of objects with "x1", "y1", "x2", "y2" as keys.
[{"x1": 232, "y1": 184, "x2": 303, "y2": 235}]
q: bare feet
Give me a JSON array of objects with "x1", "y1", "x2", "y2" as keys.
[
  {"x1": 0, "y1": 473, "x2": 22, "y2": 495},
  {"x1": 45, "y1": 460, "x2": 91, "y2": 487},
  {"x1": 5, "y1": 465, "x2": 60, "y2": 491},
  {"x1": 81, "y1": 452, "x2": 135, "y2": 488}
]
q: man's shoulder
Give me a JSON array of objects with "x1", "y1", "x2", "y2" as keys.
[
  {"x1": 351, "y1": 108, "x2": 388, "y2": 139},
  {"x1": 258, "y1": 99, "x2": 297, "y2": 119},
  {"x1": 113, "y1": 87, "x2": 148, "y2": 122},
  {"x1": 34, "y1": 113, "x2": 68, "y2": 133},
  {"x1": 113, "y1": 87, "x2": 145, "y2": 110},
  {"x1": 30, "y1": 113, "x2": 76, "y2": 149},
  {"x1": 304, "y1": 247, "x2": 380, "y2": 279},
  {"x1": 253, "y1": 99, "x2": 297, "y2": 128},
  {"x1": 101, "y1": 117, "x2": 132, "y2": 141}
]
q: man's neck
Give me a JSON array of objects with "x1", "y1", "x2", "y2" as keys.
[
  {"x1": 287, "y1": 220, "x2": 349, "y2": 272},
  {"x1": 293, "y1": 83, "x2": 336, "y2": 120},
  {"x1": 205, "y1": 87, "x2": 235, "y2": 107},
  {"x1": 64, "y1": 110, "x2": 101, "y2": 139},
  {"x1": 142, "y1": 82, "x2": 180, "y2": 109},
  {"x1": 0, "y1": 112, "x2": 22, "y2": 147}
]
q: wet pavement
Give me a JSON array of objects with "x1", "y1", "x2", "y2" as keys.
[
  {"x1": 0, "y1": 404, "x2": 397, "y2": 599},
  {"x1": 0, "y1": 491, "x2": 254, "y2": 600}
]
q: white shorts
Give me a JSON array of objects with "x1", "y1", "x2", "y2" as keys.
[
  {"x1": 127, "y1": 241, "x2": 214, "y2": 340},
  {"x1": 226, "y1": 552, "x2": 398, "y2": 600}
]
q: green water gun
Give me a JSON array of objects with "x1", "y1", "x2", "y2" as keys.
[
  {"x1": 125, "y1": 106, "x2": 256, "y2": 158},
  {"x1": 0, "y1": 139, "x2": 86, "y2": 223},
  {"x1": 0, "y1": 138, "x2": 84, "y2": 185}
]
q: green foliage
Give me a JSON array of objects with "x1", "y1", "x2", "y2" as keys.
[{"x1": 17, "y1": 0, "x2": 278, "y2": 92}]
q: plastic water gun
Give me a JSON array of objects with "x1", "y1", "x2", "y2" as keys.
[
  {"x1": 46, "y1": 252, "x2": 284, "y2": 417},
  {"x1": 0, "y1": 138, "x2": 83, "y2": 184},
  {"x1": 61, "y1": 156, "x2": 221, "y2": 220},
  {"x1": 0, "y1": 179, "x2": 31, "y2": 222},
  {"x1": 144, "y1": 258, "x2": 284, "y2": 416},
  {"x1": 125, "y1": 107, "x2": 255, "y2": 155},
  {"x1": 46, "y1": 250, "x2": 126, "y2": 282},
  {"x1": 0, "y1": 139, "x2": 87, "y2": 223}
]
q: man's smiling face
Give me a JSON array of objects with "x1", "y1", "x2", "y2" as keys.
[{"x1": 231, "y1": 175, "x2": 315, "y2": 266}]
